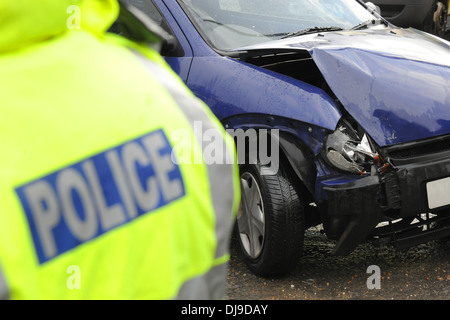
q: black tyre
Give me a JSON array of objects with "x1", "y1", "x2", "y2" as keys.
[{"x1": 236, "y1": 161, "x2": 305, "y2": 277}]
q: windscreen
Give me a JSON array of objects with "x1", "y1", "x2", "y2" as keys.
[{"x1": 179, "y1": 0, "x2": 379, "y2": 50}]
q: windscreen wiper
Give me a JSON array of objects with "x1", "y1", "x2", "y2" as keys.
[
  {"x1": 281, "y1": 26, "x2": 344, "y2": 39},
  {"x1": 351, "y1": 18, "x2": 387, "y2": 30}
]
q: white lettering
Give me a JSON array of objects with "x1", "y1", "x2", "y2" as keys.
[
  {"x1": 143, "y1": 134, "x2": 183, "y2": 202},
  {"x1": 225, "y1": 304, "x2": 268, "y2": 316},
  {"x1": 66, "y1": 5, "x2": 81, "y2": 30},
  {"x1": 227, "y1": 128, "x2": 258, "y2": 165},
  {"x1": 170, "y1": 125, "x2": 280, "y2": 175},
  {"x1": 122, "y1": 142, "x2": 159, "y2": 212},
  {"x1": 181, "y1": 304, "x2": 215, "y2": 317},
  {"x1": 58, "y1": 168, "x2": 97, "y2": 241},
  {"x1": 258, "y1": 129, "x2": 279, "y2": 176},
  {"x1": 66, "y1": 265, "x2": 81, "y2": 289},
  {"x1": 82, "y1": 160, "x2": 126, "y2": 231},
  {"x1": 194, "y1": 121, "x2": 203, "y2": 164},
  {"x1": 19, "y1": 130, "x2": 184, "y2": 262},
  {"x1": 170, "y1": 128, "x2": 192, "y2": 165},
  {"x1": 23, "y1": 181, "x2": 60, "y2": 258},
  {"x1": 203, "y1": 128, "x2": 225, "y2": 165},
  {"x1": 106, "y1": 150, "x2": 138, "y2": 218},
  {"x1": 367, "y1": 265, "x2": 381, "y2": 289}
]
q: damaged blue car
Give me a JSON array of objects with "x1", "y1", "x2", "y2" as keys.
[{"x1": 117, "y1": 0, "x2": 450, "y2": 277}]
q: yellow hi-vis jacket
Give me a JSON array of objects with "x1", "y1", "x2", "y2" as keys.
[{"x1": 0, "y1": 0, "x2": 240, "y2": 300}]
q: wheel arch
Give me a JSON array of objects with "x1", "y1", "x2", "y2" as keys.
[{"x1": 223, "y1": 115, "x2": 324, "y2": 227}]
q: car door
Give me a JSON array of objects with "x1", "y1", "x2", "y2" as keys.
[{"x1": 123, "y1": 0, "x2": 194, "y2": 83}]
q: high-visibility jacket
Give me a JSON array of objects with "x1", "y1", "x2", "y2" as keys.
[{"x1": 0, "y1": 0, "x2": 240, "y2": 300}]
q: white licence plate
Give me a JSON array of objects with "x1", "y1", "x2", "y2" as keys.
[{"x1": 426, "y1": 177, "x2": 450, "y2": 209}]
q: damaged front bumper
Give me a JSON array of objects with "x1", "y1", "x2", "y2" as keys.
[{"x1": 323, "y1": 150, "x2": 450, "y2": 255}]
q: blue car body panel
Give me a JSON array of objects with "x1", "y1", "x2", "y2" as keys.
[
  {"x1": 187, "y1": 56, "x2": 342, "y2": 131},
  {"x1": 156, "y1": 0, "x2": 450, "y2": 203},
  {"x1": 236, "y1": 28, "x2": 450, "y2": 147},
  {"x1": 310, "y1": 29, "x2": 450, "y2": 147},
  {"x1": 154, "y1": 0, "x2": 193, "y2": 80},
  {"x1": 159, "y1": 0, "x2": 343, "y2": 137},
  {"x1": 162, "y1": 0, "x2": 450, "y2": 148},
  {"x1": 134, "y1": 0, "x2": 450, "y2": 256}
]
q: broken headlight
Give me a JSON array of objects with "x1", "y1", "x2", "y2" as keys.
[{"x1": 322, "y1": 121, "x2": 379, "y2": 175}]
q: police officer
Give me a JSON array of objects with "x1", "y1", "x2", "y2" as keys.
[{"x1": 0, "y1": 0, "x2": 240, "y2": 299}]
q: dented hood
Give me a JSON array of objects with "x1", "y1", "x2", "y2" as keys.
[{"x1": 237, "y1": 28, "x2": 450, "y2": 147}]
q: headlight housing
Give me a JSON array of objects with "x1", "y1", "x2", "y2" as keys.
[{"x1": 322, "y1": 120, "x2": 379, "y2": 175}]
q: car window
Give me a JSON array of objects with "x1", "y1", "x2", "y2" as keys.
[
  {"x1": 111, "y1": 0, "x2": 184, "y2": 57},
  {"x1": 179, "y1": 0, "x2": 379, "y2": 50},
  {"x1": 121, "y1": 0, "x2": 172, "y2": 34}
]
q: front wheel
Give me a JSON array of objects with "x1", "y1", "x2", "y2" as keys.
[{"x1": 236, "y1": 162, "x2": 305, "y2": 277}]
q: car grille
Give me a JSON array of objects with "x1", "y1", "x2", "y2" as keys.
[{"x1": 383, "y1": 135, "x2": 450, "y2": 165}]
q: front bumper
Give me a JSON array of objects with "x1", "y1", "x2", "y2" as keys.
[{"x1": 323, "y1": 152, "x2": 450, "y2": 255}]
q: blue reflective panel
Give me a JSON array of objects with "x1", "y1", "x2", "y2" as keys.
[{"x1": 16, "y1": 129, "x2": 185, "y2": 264}]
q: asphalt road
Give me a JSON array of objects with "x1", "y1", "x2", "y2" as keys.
[{"x1": 226, "y1": 226, "x2": 450, "y2": 300}]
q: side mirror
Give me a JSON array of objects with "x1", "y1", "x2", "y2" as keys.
[
  {"x1": 160, "y1": 37, "x2": 183, "y2": 57},
  {"x1": 365, "y1": 2, "x2": 381, "y2": 16},
  {"x1": 113, "y1": 0, "x2": 183, "y2": 56}
]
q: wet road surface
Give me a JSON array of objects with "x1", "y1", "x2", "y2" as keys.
[{"x1": 226, "y1": 226, "x2": 450, "y2": 300}]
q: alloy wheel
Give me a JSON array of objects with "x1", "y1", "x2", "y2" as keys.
[{"x1": 237, "y1": 172, "x2": 265, "y2": 259}]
